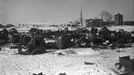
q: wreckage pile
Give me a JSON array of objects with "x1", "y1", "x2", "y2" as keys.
[{"x1": 0, "y1": 27, "x2": 134, "y2": 54}]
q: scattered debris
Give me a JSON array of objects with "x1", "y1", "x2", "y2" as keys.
[
  {"x1": 119, "y1": 73, "x2": 129, "y2": 75},
  {"x1": 84, "y1": 61, "x2": 95, "y2": 65},
  {"x1": 10, "y1": 45, "x2": 18, "y2": 49},
  {"x1": 59, "y1": 73, "x2": 67, "y2": 75},
  {"x1": 58, "y1": 52, "x2": 64, "y2": 55},
  {"x1": 115, "y1": 56, "x2": 134, "y2": 75},
  {"x1": 32, "y1": 72, "x2": 44, "y2": 75}
]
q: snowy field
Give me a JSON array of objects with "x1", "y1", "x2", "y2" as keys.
[
  {"x1": 0, "y1": 45, "x2": 134, "y2": 75},
  {"x1": 108, "y1": 25, "x2": 134, "y2": 32},
  {"x1": 0, "y1": 25, "x2": 134, "y2": 32},
  {"x1": 15, "y1": 25, "x2": 134, "y2": 32},
  {"x1": 86, "y1": 25, "x2": 134, "y2": 32}
]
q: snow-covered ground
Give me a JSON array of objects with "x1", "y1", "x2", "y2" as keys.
[
  {"x1": 1, "y1": 25, "x2": 134, "y2": 32},
  {"x1": 108, "y1": 25, "x2": 134, "y2": 32},
  {"x1": 0, "y1": 45, "x2": 134, "y2": 75},
  {"x1": 16, "y1": 25, "x2": 134, "y2": 32}
]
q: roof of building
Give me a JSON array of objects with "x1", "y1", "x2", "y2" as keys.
[{"x1": 114, "y1": 13, "x2": 123, "y2": 16}]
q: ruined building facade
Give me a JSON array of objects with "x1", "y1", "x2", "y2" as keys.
[{"x1": 114, "y1": 13, "x2": 124, "y2": 25}]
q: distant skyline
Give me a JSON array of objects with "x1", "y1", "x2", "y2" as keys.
[{"x1": 0, "y1": 0, "x2": 134, "y2": 24}]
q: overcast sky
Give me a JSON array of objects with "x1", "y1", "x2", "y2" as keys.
[{"x1": 0, "y1": 0, "x2": 134, "y2": 24}]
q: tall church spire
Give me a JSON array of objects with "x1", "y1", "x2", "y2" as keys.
[
  {"x1": 80, "y1": 0, "x2": 84, "y2": 27},
  {"x1": 80, "y1": 9, "x2": 83, "y2": 27}
]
